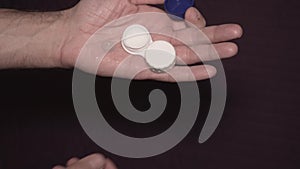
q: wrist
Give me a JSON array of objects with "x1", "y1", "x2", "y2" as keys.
[
  {"x1": 0, "y1": 9, "x2": 72, "y2": 69},
  {"x1": 36, "y1": 10, "x2": 71, "y2": 68}
]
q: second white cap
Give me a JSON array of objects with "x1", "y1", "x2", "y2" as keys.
[{"x1": 145, "y1": 41, "x2": 176, "y2": 72}]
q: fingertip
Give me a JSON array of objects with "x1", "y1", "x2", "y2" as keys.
[
  {"x1": 185, "y1": 7, "x2": 206, "y2": 27},
  {"x1": 215, "y1": 42, "x2": 239, "y2": 59},
  {"x1": 229, "y1": 43, "x2": 239, "y2": 56},
  {"x1": 185, "y1": 7, "x2": 198, "y2": 18},
  {"x1": 204, "y1": 65, "x2": 217, "y2": 78},
  {"x1": 223, "y1": 42, "x2": 239, "y2": 58},
  {"x1": 230, "y1": 24, "x2": 243, "y2": 38}
]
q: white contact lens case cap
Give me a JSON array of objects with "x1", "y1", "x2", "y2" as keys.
[
  {"x1": 121, "y1": 24, "x2": 153, "y2": 56},
  {"x1": 145, "y1": 41, "x2": 176, "y2": 72},
  {"x1": 122, "y1": 24, "x2": 176, "y2": 72}
]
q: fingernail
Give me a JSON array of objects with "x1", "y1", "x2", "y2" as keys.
[{"x1": 205, "y1": 65, "x2": 217, "y2": 78}]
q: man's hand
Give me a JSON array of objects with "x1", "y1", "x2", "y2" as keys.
[
  {"x1": 52, "y1": 153, "x2": 117, "y2": 169},
  {"x1": 0, "y1": 0, "x2": 242, "y2": 82},
  {"x1": 60, "y1": 0, "x2": 242, "y2": 81}
]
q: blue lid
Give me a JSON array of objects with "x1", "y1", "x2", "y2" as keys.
[{"x1": 164, "y1": 0, "x2": 195, "y2": 19}]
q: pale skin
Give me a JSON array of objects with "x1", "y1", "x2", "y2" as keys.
[
  {"x1": 0, "y1": 0, "x2": 242, "y2": 81},
  {"x1": 52, "y1": 154, "x2": 118, "y2": 169},
  {"x1": 0, "y1": 0, "x2": 243, "y2": 168}
]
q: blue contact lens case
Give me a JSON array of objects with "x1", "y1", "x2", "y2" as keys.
[{"x1": 164, "y1": 0, "x2": 195, "y2": 19}]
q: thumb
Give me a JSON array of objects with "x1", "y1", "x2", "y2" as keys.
[
  {"x1": 185, "y1": 7, "x2": 206, "y2": 28},
  {"x1": 68, "y1": 154, "x2": 106, "y2": 169}
]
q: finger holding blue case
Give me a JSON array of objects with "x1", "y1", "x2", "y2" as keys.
[{"x1": 164, "y1": 0, "x2": 195, "y2": 19}]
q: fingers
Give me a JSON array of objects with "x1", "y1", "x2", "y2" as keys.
[
  {"x1": 185, "y1": 7, "x2": 206, "y2": 28},
  {"x1": 151, "y1": 27, "x2": 207, "y2": 48},
  {"x1": 130, "y1": 0, "x2": 164, "y2": 5},
  {"x1": 113, "y1": 53, "x2": 217, "y2": 82},
  {"x1": 66, "y1": 157, "x2": 80, "y2": 166},
  {"x1": 213, "y1": 42, "x2": 238, "y2": 59},
  {"x1": 170, "y1": 24, "x2": 243, "y2": 46},
  {"x1": 68, "y1": 153, "x2": 106, "y2": 169},
  {"x1": 151, "y1": 24, "x2": 241, "y2": 65},
  {"x1": 202, "y1": 24, "x2": 243, "y2": 43},
  {"x1": 152, "y1": 23, "x2": 242, "y2": 49},
  {"x1": 136, "y1": 64, "x2": 216, "y2": 82},
  {"x1": 175, "y1": 42, "x2": 238, "y2": 65}
]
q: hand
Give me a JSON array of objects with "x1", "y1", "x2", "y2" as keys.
[
  {"x1": 52, "y1": 153, "x2": 117, "y2": 169},
  {"x1": 60, "y1": 0, "x2": 243, "y2": 82}
]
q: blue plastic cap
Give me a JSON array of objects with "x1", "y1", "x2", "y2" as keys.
[{"x1": 164, "y1": 0, "x2": 195, "y2": 19}]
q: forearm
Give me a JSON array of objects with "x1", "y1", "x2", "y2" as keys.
[{"x1": 0, "y1": 9, "x2": 68, "y2": 69}]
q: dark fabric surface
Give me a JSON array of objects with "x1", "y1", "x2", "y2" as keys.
[{"x1": 0, "y1": 0, "x2": 300, "y2": 169}]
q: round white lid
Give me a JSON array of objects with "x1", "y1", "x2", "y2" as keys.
[
  {"x1": 121, "y1": 24, "x2": 152, "y2": 56},
  {"x1": 145, "y1": 41, "x2": 176, "y2": 71}
]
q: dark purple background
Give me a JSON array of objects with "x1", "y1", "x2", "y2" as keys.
[{"x1": 1, "y1": 0, "x2": 300, "y2": 169}]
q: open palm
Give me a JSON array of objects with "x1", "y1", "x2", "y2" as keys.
[{"x1": 60, "y1": 0, "x2": 242, "y2": 82}]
